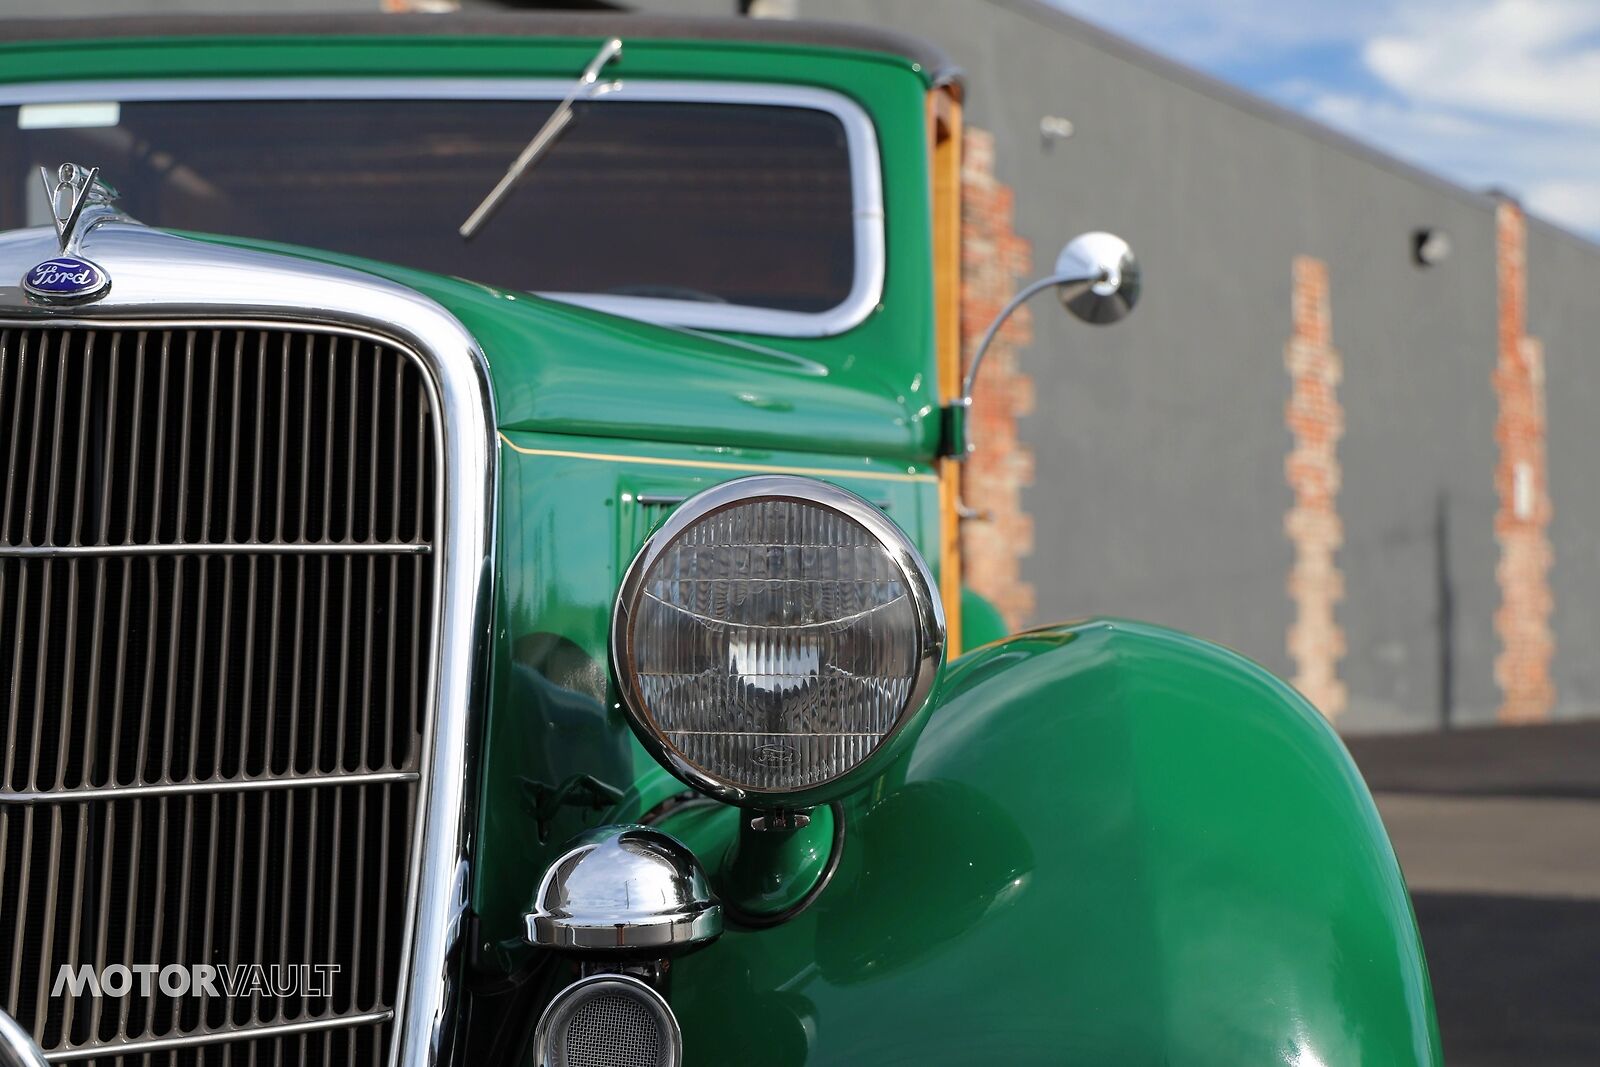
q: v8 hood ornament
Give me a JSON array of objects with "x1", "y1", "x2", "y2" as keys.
[{"x1": 22, "y1": 162, "x2": 117, "y2": 304}]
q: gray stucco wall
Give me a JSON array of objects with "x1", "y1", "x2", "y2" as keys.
[
  {"x1": 7, "y1": 0, "x2": 1595, "y2": 731},
  {"x1": 639, "y1": 0, "x2": 1600, "y2": 732}
]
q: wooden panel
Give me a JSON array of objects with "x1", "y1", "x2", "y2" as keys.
[{"x1": 928, "y1": 86, "x2": 965, "y2": 656}]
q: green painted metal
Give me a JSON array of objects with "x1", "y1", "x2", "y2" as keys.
[
  {"x1": 960, "y1": 585, "x2": 1011, "y2": 649},
  {"x1": 199, "y1": 239, "x2": 938, "y2": 460},
  {"x1": 0, "y1": 25, "x2": 1440, "y2": 1066},
  {"x1": 662, "y1": 802, "x2": 838, "y2": 922},
  {"x1": 0, "y1": 31, "x2": 936, "y2": 90},
  {"x1": 479, "y1": 430, "x2": 940, "y2": 970},
  {"x1": 667, "y1": 620, "x2": 1441, "y2": 1065}
]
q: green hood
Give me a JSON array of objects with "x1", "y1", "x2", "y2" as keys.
[{"x1": 198, "y1": 235, "x2": 939, "y2": 464}]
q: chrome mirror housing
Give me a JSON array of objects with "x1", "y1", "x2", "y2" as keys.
[
  {"x1": 946, "y1": 229, "x2": 1140, "y2": 459},
  {"x1": 526, "y1": 825, "x2": 723, "y2": 953},
  {"x1": 1052, "y1": 231, "x2": 1140, "y2": 324}
]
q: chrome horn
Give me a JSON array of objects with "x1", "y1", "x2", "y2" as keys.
[{"x1": 526, "y1": 825, "x2": 722, "y2": 953}]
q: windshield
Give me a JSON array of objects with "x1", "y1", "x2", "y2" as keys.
[{"x1": 0, "y1": 91, "x2": 863, "y2": 320}]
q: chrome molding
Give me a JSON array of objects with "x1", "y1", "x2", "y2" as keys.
[
  {"x1": 0, "y1": 541, "x2": 431, "y2": 557},
  {"x1": 0, "y1": 769, "x2": 420, "y2": 806},
  {"x1": 0, "y1": 77, "x2": 886, "y2": 339},
  {"x1": 0, "y1": 219, "x2": 497, "y2": 1067},
  {"x1": 632, "y1": 491, "x2": 891, "y2": 510},
  {"x1": 44, "y1": 1010, "x2": 392, "y2": 1063},
  {"x1": 610, "y1": 476, "x2": 945, "y2": 807},
  {"x1": 0, "y1": 1007, "x2": 46, "y2": 1067}
]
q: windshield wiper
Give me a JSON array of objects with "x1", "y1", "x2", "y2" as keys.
[{"x1": 458, "y1": 37, "x2": 623, "y2": 241}]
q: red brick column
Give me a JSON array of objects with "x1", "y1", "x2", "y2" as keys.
[
  {"x1": 1492, "y1": 199, "x2": 1555, "y2": 723},
  {"x1": 959, "y1": 128, "x2": 1036, "y2": 628},
  {"x1": 1284, "y1": 256, "x2": 1347, "y2": 718}
]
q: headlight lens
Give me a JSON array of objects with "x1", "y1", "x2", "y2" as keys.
[{"x1": 612, "y1": 477, "x2": 944, "y2": 803}]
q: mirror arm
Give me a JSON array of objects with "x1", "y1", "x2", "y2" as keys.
[{"x1": 941, "y1": 267, "x2": 1107, "y2": 459}]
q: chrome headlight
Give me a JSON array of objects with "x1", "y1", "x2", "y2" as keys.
[{"x1": 611, "y1": 476, "x2": 945, "y2": 806}]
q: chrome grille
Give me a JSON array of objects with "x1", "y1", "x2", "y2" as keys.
[{"x1": 0, "y1": 324, "x2": 437, "y2": 1065}]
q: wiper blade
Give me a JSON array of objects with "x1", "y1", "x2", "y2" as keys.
[{"x1": 458, "y1": 37, "x2": 623, "y2": 241}]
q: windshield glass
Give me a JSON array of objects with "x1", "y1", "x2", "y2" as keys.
[{"x1": 0, "y1": 94, "x2": 859, "y2": 316}]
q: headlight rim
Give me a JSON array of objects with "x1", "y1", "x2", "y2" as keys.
[{"x1": 611, "y1": 475, "x2": 946, "y2": 808}]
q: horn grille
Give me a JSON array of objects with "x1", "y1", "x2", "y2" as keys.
[{"x1": 534, "y1": 976, "x2": 680, "y2": 1067}]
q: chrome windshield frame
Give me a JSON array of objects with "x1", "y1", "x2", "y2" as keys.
[
  {"x1": 0, "y1": 77, "x2": 886, "y2": 339},
  {"x1": 0, "y1": 219, "x2": 497, "y2": 1067}
]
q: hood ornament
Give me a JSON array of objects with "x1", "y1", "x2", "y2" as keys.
[{"x1": 22, "y1": 163, "x2": 116, "y2": 304}]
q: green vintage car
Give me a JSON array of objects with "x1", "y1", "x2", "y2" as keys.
[{"x1": 0, "y1": 12, "x2": 1438, "y2": 1067}]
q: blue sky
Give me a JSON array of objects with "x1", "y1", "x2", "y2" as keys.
[{"x1": 1046, "y1": 0, "x2": 1600, "y2": 238}]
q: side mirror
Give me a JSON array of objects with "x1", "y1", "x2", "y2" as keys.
[
  {"x1": 1053, "y1": 231, "x2": 1140, "y2": 325},
  {"x1": 946, "y1": 230, "x2": 1139, "y2": 457}
]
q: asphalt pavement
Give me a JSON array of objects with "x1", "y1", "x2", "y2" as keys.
[{"x1": 1345, "y1": 721, "x2": 1600, "y2": 1066}]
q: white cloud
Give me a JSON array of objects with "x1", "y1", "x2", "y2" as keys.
[
  {"x1": 1047, "y1": 0, "x2": 1392, "y2": 64},
  {"x1": 1291, "y1": 84, "x2": 1600, "y2": 232},
  {"x1": 1300, "y1": 91, "x2": 1489, "y2": 142},
  {"x1": 1046, "y1": 0, "x2": 1600, "y2": 238},
  {"x1": 1526, "y1": 180, "x2": 1600, "y2": 232},
  {"x1": 1364, "y1": 0, "x2": 1600, "y2": 128},
  {"x1": 1343, "y1": 1, "x2": 1600, "y2": 233}
]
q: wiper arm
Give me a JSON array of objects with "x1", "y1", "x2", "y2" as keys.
[{"x1": 458, "y1": 37, "x2": 623, "y2": 241}]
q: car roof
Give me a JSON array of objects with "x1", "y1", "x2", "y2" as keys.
[{"x1": 0, "y1": 11, "x2": 959, "y2": 86}]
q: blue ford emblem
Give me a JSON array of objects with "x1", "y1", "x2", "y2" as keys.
[{"x1": 22, "y1": 256, "x2": 110, "y2": 303}]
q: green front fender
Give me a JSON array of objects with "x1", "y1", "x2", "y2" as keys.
[{"x1": 668, "y1": 618, "x2": 1440, "y2": 1065}]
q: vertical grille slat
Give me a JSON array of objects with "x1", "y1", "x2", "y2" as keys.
[
  {"x1": 19, "y1": 330, "x2": 50, "y2": 546},
  {"x1": 0, "y1": 331, "x2": 29, "y2": 541},
  {"x1": 316, "y1": 788, "x2": 342, "y2": 1066},
  {"x1": 347, "y1": 787, "x2": 370, "y2": 1014},
  {"x1": 121, "y1": 334, "x2": 148, "y2": 549},
  {"x1": 66, "y1": 333, "x2": 95, "y2": 547},
  {"x1": 6, "y1": 808, "x2": 32, "y2": 1016},
  {"x1": 30, "y1": 802, "x2": 62, "y2": 1041},
  {"x1": 0, "y1": 324, "x2": 438, "y2": 1066},
  {"x1": 40, "y1": 332, "x2": 71, "y2": 548}
]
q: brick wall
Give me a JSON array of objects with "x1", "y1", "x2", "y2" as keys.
[
  {"x1": 1492, "y1": 199, "x2": 1555, "y2": 723},
  {"x1": 955, "y1": 139, "x2": 1559, "y2": 729},
  {"x1": 1284, "y1": 256, "x2": 1348, "y2": 718},
  {"x1": 959, "y1": 127, "x2": 1037, "y2": 628}
]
